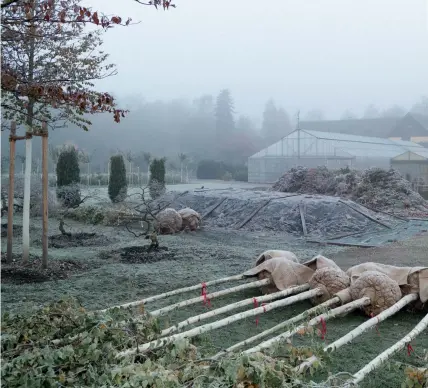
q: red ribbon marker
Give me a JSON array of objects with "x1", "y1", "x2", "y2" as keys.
[
  {"x1": 319, "y1": 317, "x2": 327, "y2": 340},
  {"x1": 201, "y1": 282, "x2": 211, "y2": 307},
  {"x1": 407, "y1": 343, "x2": 414, "y2": 357}
]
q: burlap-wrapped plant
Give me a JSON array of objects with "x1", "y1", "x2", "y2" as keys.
[
  {"x1": 254, "y1": 250, "x2": 299, "y2": 267},
  {"x1": 308, "y1": 267, "x2": 350, "y2": 305},
  {"x1": 178, "y1": 208, "x2": 201, "y2": 231},
  {"x1": 243, "y1": 256, "x2": 314, "y2": 295},
  {"x1": 349, "y1": 270, "x2": 402, "y2": 316},
  {"x1": 155, "y1": 208, "x2": 182, "y2": 235}
]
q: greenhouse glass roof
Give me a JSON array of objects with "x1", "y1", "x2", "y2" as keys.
[{"x1": 250, "y1": 129, "x2": 425, "y2": 159}]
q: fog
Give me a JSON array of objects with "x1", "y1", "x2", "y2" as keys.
[{"x1": 2, "y1": 0, "x2": 428, "y2": 170}]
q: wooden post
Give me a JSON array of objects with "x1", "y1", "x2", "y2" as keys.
[
  {"x1": 41, "y1": 122, "x2": 49, "y2": 269},
  {"x1": 7, "y1": 122, "x2": 17, "y2": 263}
]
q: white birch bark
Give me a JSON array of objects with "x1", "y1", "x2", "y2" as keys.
[
  {"x1": 212, "y1": 296, "x2": 340, "y2": 359},
  {"x1": 116, "y1": 288, "x2": 322, "y2": 358},
  {"x1": 295, "y1": 293, "x2": 419, "y2": 374},
  {"x1": 349, "y1": 312, "x2": 428, "y2": 386},
  {"x1": 243, "y1": 297, "x2": 371, "y2": 354},
  {"x1": 98, "y1": 274, "x2": 246, "y2": 312},
  {"x1": 150, "y1": 278, "x2": 271, "y2": 317},
  {"x1": 160, "y1": 284, "x2": 310, "y2": 336}
]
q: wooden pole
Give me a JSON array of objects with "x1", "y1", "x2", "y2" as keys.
[
  {"x1": 41, "y1": 121, "x2": 49, "y2": 269},
  {"x1": 6, "y1": 121, "x2": 17, "y2": 264}
]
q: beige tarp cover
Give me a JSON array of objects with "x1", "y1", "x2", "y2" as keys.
[
  {"x1": 346, "y1": 262, "x2": 428, "y2": 303},
  {"x1": 302, "y1": 255, "x2": 342, "y2": 272},
  {"x1": 255, "y1": 250, "x2": 298, "y2": 267},
  {"x1": 244, "y1": 257, "x2": 314, "y2": 290}
]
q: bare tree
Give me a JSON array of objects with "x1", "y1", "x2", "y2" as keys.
[
  {"x1": 178, "y1": 153, "x2": 187, "y2": 183},
  {"x1": 125, "y1": 151, "x2": 134, "y2": 186}
]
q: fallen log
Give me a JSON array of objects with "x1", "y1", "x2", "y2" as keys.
[{"x1": 201, "y1": 197, "x2": 227, "y2": 219}]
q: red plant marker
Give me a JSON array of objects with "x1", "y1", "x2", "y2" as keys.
[
  {"x1": 201, "y1": 282, "x2": 211, "y2": 307},
  {"x1": 319, "y1": 317, "x2": 327, "y2": 340},
  {"x1": 407, "y1": 343, "x2": 414, "y2": 356}
]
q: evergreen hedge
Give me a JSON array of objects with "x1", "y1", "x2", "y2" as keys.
[
  {"x1": 108, "y1": 155, "x2": 128, "y2": 203},
  {"x1": 56, "y1": 146, "x2": 81, "y2": 208},
  {"x1": 149, "y1": 158, "x2": 166, "y2": 199}
]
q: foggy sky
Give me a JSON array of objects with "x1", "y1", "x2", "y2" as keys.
[{"x1": 86, "y1": 0, "x2": 428, "y2": 120}]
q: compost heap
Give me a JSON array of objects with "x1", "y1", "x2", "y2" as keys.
[
  {"x1": 156, "y1": 189, "x2": 396, "y2": 238},
  {"x1": 271, "y1": 166, "x2": 428, "y2": 216}
]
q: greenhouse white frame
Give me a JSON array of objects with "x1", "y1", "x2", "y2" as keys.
[{"x1": 248, "y1": 129, "x2": 425, "y2": 183}]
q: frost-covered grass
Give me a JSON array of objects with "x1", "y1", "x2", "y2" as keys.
[{"x1": 2, "y1": 196, "x2": 427, "y2": 387}]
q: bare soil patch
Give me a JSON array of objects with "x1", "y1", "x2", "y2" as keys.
[
  {"x1": 39, "y1": 232, "x2": 115, "y2": 249},
  {"x1": 1, "y1": 253, "x2": 96, "y2": 284},
  {"x1": 98, "y1": 245, "x2": 176, "y2": 264}
]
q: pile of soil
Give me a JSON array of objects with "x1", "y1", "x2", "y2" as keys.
[
  {"x1": 98, "y1": 245, "x2": 176, "y2": 264},
  {"x1": 152, "y1": 189, "x2": 396, "y2": 239},
  {"x1": 1, "y1": 223, "x2": 23, "y2": 238},
  {"x1": 1, "y1": 253, "x2": 93, "y2": 284},
  {"x1": 271, "y1": 166, "x2": 428, "y2": 216},
  {"x1": 32, "y1": 232, "x2": 114, "y2": 249}
]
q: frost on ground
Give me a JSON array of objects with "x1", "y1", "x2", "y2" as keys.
[
  {"x1": 271, "y1": 166, "x2": 428, "y2": 217},
  {"x1": 154, "y1": 188, "x2": 398, "y2": 239}
]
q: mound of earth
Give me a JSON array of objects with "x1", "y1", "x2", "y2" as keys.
[
  {"x1": 0, "y1": 253, "x2": 94, "y2": 284},
  {"x1": 1, "y1": 223, "x2": 23, "y2": 237},
  {"x1": 152, "y1": 189, "x2": 398, "y2": 239},
  {"x1": 271, "y1": 166, "x2": 428, "y2": 217},
  {"x1": 98, "y1": 245, "x2": 175, "y2": 264},
  {"x1": 34, "y1": 232, "x2": 115, "y2": 249}
]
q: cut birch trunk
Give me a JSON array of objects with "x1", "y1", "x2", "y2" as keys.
[
  {"x1": 160, "y1": 284, "x2": 310, "y2": 336},
  {"x1": 150, "y1": 278, "x2": 271, "y2": 317},
  {"x1": 116, "y1": 288, "x2": 322, "y2": 358},
  {"x1": 348, "y1": 312, "x2": 428, "y2": 386},
  {"x1": 98, "y1": 274, "x2": 246, "y2": 312},
  {"x1": 243, "y1": 297, "x2": 371, "y2": 355},
  {"x1": 212, "y1": 296, "x2": 340, "y2": 359},
  {"x1": 22, "y1": 135, "x2": 33, "y2": 263},
  {"x1": 295, "y1": 293, "x2": 419, "y2": 374}
]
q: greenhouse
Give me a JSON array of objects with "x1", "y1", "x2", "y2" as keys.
[
  {"x1": 248, "y1": 129, "x2": 425, "y2": 183},
  {"x1": 391, "y1": 148, "x2": 428, "y2": 188}
]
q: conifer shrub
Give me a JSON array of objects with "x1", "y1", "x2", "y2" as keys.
[
  {"x1": 108, "y1": 155, "x2": 128, "y2": 203},
  {"x1": 149, "y1": 157, "x2": 166, "y2": 199},
  {"x1": 56, "y1": 146, "x2": 81, "y2": 208}
]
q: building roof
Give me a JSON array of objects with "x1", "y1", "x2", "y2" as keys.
[
  {"x1": 299, "y1": 117, "x2": 399, "y2": 138},
  {"x1": 392, "y1": 149, "x2": 428, "y2": 161},
  {"x1": 250, "y1": 129, "x2": 424, "y2": 159},
  {"x1": 410, "y1": 113, "x2": 428, "y2": 130}
]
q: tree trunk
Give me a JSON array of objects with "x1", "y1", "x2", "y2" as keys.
[
  {"x1": 180, "y1": 162, "x2": 183, "y2": 183},
  {"x1": 87, "y1": 162, "x2": 90, "y2": 186},
  {"x1": 22, "y1": 11, "x2": 36, "y2": 264}
]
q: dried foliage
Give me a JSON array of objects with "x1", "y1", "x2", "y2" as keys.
[
  {"x1": 271, "y1": 166, "x2": 428, "y2": 215},
  {"x1": 1, "y1": 297, "x2": 333, "y2": 388},
  {"x1": 1, "y1": 0, "x2": 176, "y2": 130}
]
